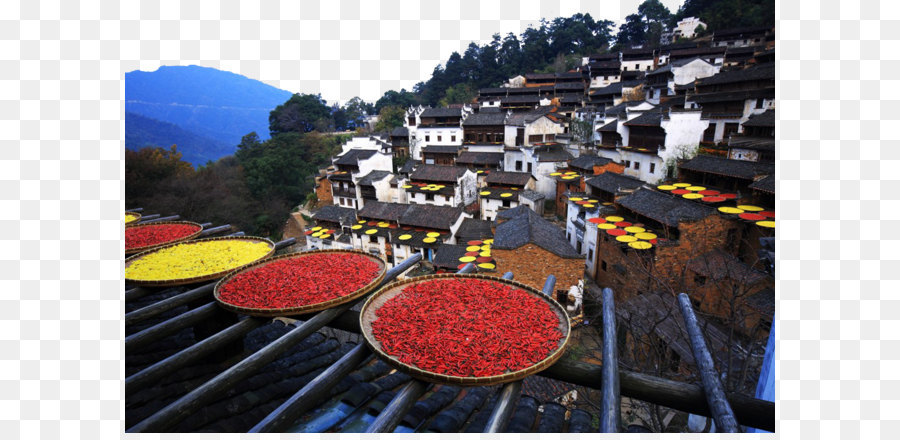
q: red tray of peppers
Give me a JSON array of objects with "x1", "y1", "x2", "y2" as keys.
[
  {"x1": 125, "y1": 221, "x2": 204, "y2": 255},
  {"x1": 360, "y1": 274, "x2": 571, "y2": 385},
  {"x1": 214, "y1": 249, "x2": 387, "y2": 317}
]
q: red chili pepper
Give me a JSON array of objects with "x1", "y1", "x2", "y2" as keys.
[
  {"x1": 217, "y1": 253, "x2": 380, "y2": 309},
  {"x1": 370, "y1": 278, "x2": 562, "y2": 377},
  {"x1": 125, "y1": 224, "x2": 201, "y2": 250}
]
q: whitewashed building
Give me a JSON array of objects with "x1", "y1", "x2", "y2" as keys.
[{"x1": 404, "y1": 165, "x2": 478, "y2": 208}]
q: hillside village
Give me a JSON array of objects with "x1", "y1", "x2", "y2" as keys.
[{"x1": 296, "y1": 23, "x2": 775, "y2": 376}]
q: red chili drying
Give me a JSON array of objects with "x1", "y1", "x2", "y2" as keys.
[
  {"x1": 125, "y1": 224, "x2": 201, "y2": 250},
  {"x1": 371, "y1": 278, "x2": 563, "y2": 377},
  {"x1": 217, "y1": 253, "x2": 380, "y2": 309}
]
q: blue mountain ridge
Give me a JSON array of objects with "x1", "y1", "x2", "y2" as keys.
[
  {"x1": 125, "y1": 65, "x2": 294, "y2": 161},
  {"x1": 125, "y1": 112, "x2": 237, "y2": 167}
]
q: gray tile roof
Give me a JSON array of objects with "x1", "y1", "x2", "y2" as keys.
[
  {"x1": 463, "y1": 112, "x2": 508, "y2": 126},
  {"x1": 616, "y1": 187, "x2": 716, "y2": 228},
  {"x1": 533, "y1": 145, "x2": 573, "y2": 163},
  {"x1": 420, "y1": 107, "x2": 463, "y2": 118},
  {"x1": 357, "y1": 170, "x2": 392, "y2": 186},
  {"x1": 421, "y1": 145, "x2": 462, "y2": 154},
  {"x1": 390, "y1": 126, "x2": 409, "y2": 137},
  {"x1": 679, "y1": 155, "x2": 775, "y2": 180},
  {"x1": 520, "y1": 189, "x2": 545, "y2": 202},
  {"x1": 410, "y1": 164, "x2": 468, "y2": 182},
  {"x1": 695, "y1": 62, "x2": 775, "y2": 87},
  {"x1": 742, "y1": 109, "x2": 775, "y2": 127},
  {"x1": 454, "y1": 217, "x2": 494, "y2": 242},
  {"x1": 492, "y1": 208, "x2": 580, "y2": 258},
  {"x1": 749, "y1": 174, "x2": 775, "y2": 194},
  {"x1": 687, "y1": 249, "x2": 770, "y2": 284},
  {"x1": 311, "y1": 205, "x2": 357, "y2": 225},
  {"x1": 455, "y1": 151, "x2": 503, "y2": 167},
  {"x1": 484, "y1": 171, "x2": 533, "y2": 187},
  {"x1": 570, "y1": 154, "x2": 612, "y2": 171},
  {"x1": 357, "y1": 201, "x2": 465, "y2": 230},
  {"x1": 334, "y1": 149, "x2": 377, "y2": 166},
  {"x1": 585, "y1": 172, "x2": 645, "y2": 194},
  {"x1": 398, "y1": 159, "x2": 420, "y2": 174},
  {"x1": 432, "y1": 244, "x2": 472, "y2": 269},
  {"x1": 623, "y1": 111, "x2": 663, "y2": 127},
  {"x1": 357, "y1": 201, "x2": 408, "y2": 222}
]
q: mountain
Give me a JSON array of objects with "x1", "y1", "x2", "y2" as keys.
[
  {"x1": 125, "y1": 112, "x2": 234, "y2": 167},
  {"x1": 125, "y1": 65, "x2": 294, "y2": 150}
]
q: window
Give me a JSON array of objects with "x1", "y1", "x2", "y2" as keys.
[
  {"x1": 528, "y1": 134, "x2": 542, "y2": 143},
  {"x1": 515, "y1": 160, "x2": 522, "y2": 171},
  {"x1": 545, "y1": 134, "x2": 555, "y2": 141},
  {"x1": 437, "y1": 135, "x2": 442, "y2": 142},
  {"x1": 723, "y1": 123, "x2": 740, "y2": 139},
  {"x1": 624, "y1": 160, "x2": 631, "y2": 168},
  {"x1": 527, "y1": 163, "x2": 533, "y2": 173},
  {"x1": 601, "y1": 260, "x2": 607, "y2": 271},
  {"x1": 425, "y1": 135, "x2": 430, "y2": 142},
  {"x1": 408, "y1": 117, "x2": 416, "y2": 126},
  {"x1": 650, "y1": 163, "x2": 656, "y2": 173},
  {"x1": 502, "y1": 200, "x2": 510, "y2": 208},
  {"x1": 756, "y1": 98, "x2": 765, "y2": 109},
  {"x1": 702, "y1": 124, "x2": 716, "y2": 143},
  {"x1": 635, "y1": 63, "x2": 639, "y2": 70},
  {"x1": 634, "y1": 162, "x2": 640, "y2": 170},
  {"x1": 451, "y1": 135, "x2": 456, "y2": 142}
]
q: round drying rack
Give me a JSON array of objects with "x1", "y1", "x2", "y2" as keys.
[
  {"x1": 214, "y1": 249, "x2": 387, "y2": 317},
  {"x1": 124, "y1": 220, "x2": 205, "y2": 256},
  {"x1": 359, "y1": 273, "x2": 571, "y2": 386},
  {"x1": 124, "y1": 236, "x2": 275, "y2": 287}
]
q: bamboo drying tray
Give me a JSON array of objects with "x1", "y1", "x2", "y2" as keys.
[
  {"x1": 124, "y1": 221, "x2": 205, "y2": 256},
  {"x1": 124, "y1": 211, "x2": 142, "y2": 225},
  {"x1": 360, "y1": 273, "x2": 571, "y2": 386},
  {"x1": 124, "y1": 236, "x2": 275, "y2": 287},
  {"x1": 214, "y1": 249, "x2": 387, "y2": 317}
]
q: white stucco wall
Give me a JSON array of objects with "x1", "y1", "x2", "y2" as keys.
[
  {"x1": 590, "y1": 74, "x2": 621, "y2": 88},
  {"x1": 672, "y1": 59, "x2": 721, "y2": 86},
  {"x1": 480, "y1": 197, "x2": 518, "y2": 221},
  {"x1": 357, "y1": 152, "x2": 393, "y2": 176},
  {"x1": 459, "y1": 171, "x2": 478, "y2": 206},
  {"x1": 622, "y1": 59, "x2": 655, "y2": 73},
  {"x1": 619, "y1": 150, "x2": 663, "y2": 183},
  {"x1": 524, "y1": 116, "x2": 566, "y2": 146}
]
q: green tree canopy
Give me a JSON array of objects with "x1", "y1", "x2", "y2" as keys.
[
  {"x1": 373, "y1": 106, "x2": 406, "y2": 133},
  {"x1": 268, "y1": 93, "x2": 333, "y2": 135}
]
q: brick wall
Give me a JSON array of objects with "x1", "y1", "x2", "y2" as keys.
[
  {"x1": 314, "y1": 176, "x2": 333, "y2": 208},
  {"x1": 590, "y1": 214, "x2": 739, "y2": 304},
  {"x1": 493, "y1": 244, "x2": 583, "y2": 296},
  {"x1": 592, "y1": 162, "x2": 625, "y2": 175}
]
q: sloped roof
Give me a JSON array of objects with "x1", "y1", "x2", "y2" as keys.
[
  {"x1": 463, "y1": 112, "x2": 508, "y2": 126},
  {"x1": 533, "y1": 145, "x2": 573, "y2": 163},
  {"x1": 520, "y1": 189, "x2": 546, "y2": 202},
  {"x1": 603, "y1": 101, "x2": 652, "y2": 118},
  {"x1": 390, "y1": 126, "x2": 409, "y2": 137},
  {"x1": 585, "y1": 172, "x2": 645, "y2": 194},
  {"x1": 334, "y1": 149, "x2": 377, "y2": 165},
  {"x1": 485, "y1": 171, "x2": 533, "y2": 187},
  {"x1": 689, "y1": 87, "x2": 774, "y2": 104},
  {"x1": 742, "y1": 109, "x2": 775, "y2": 127},
  {"x1": 311, "y1": 205, "x2": 357, "y2": 225},
  {"x1": 432, "y1": 244, "x2": 472, "y2": 269},
  {"x1": 623, "y1": 111, "x2": 663, "y2": 127},
  {"x1": 570, "y1": 154, "x2": 611, "y2": 171},
  {"x1": 421, "y1": 145, "x2": 462, "y2": 154},
  {"x1": 505, "y1": 106, "x2": 557, "y2": 126},
  {"x1": 679, "y1": 155, "x2": 775, "y2": 180},
  {"x1": 420, "y1": 107, "x2": 462, "y2": 118},
  {"x1": 357, "y1": 170, "x2": 392, "y2": 186},
  {"x1": 357, "y1": 201, "x2": 408, "y2": 222},
  {"x1": 598, "y1": 119, "x2": 618, "y2": 132},
  {"x1": 492, "y1": 208, "x2": 580, "y2": 258},
  {"x1": 695, "y1": 62, "x2": 774, "y2": 87},
  {"x1": 454, "y1": 217, "x2": 494, "y2": 242},
  {"x1": 399, "y1": 204, "x2": 465, "y2": 230},
  {"x1": 410, "y1": 165, "x2": 468, "y2": 182},
  {"x1": 617, "y1": 187, "x2": 715, "y2": 228},
  {"x1": 749, "y1": 174, "x2": 775, "y2": 194},
  {"x1": 455, "y1": 151, "x2": 503, "y2": 167},
  {"x1": 399, "y1": 158, "x2": 420, "y2": 174}
]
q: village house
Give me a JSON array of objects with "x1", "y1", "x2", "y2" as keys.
[
  {"x1": 410, "y1": 106, "x2": 468, "y2": 160},
  {"x1": 505, "y1": 143, "x2": 574, "y2": 200},
  {"x1": 389, "y1": 126, "x2": 410, "y2": 159},
  {"x1": 564, "y1": 191, "x2": 603, "y2": 256},
  {"x1": 355, "y1": 170, "x2": 397, "y2": 208},
  {"x1": 453, "y1": 217, "x2": 494, "y2": 243},
  {"x1": 620, "y1": 48, "x2": 657, "y2": 73},
  {"x1": 405, "y1": 164, "x2": 477, "y2": 208},
  {"x1": 492, "y1": 206, "x2": 583, "y2": 297},
  {"x1": 645, "y1": 57, "x2": 721, "y2": 104},
  {"x1": 668, "y1": 46, "x2": 726, "y2": 66},
  {"x1": 479, "y1": 171, "x2": 536, "y2": 221},
  {"x1": 304, "y1": 205, "x2": 357, "y2": 251},
  {"x1": 660, "y1": 16, "x2": 706, "y2": 45},
  {"x1": 327, "y1": 146, "x2": 393, "y2": 210},
  {"x1": 677, "y1": 154, "x2": 774, "y2": 203},
  {"x1": 553, "y1": 154, "x2": 625, "y2": 217},
  {"x1": 727, "y1": 108, "x2": 775, "y2": 163},
  {"x1": 421, "y1": 144, "x2": 461, "y2": 165},
  {"x1": 455, "y1": 150, "x2": 504, "y2": 174},
  {"x1": 463, "y1": 109, "x2": 509, "y2": 150},
  {"x1": 711, "y1": 26, "x2": 773, "y2": 48},
  {"x1": 584, "y1": 171, "x2": 645, "y2": 204},
  {"x1": 688, "y1": 62, "x2": 775, "y2": 144},
  {"x1": 587, "y1": 188, "x2": 740, "y2": 303}
]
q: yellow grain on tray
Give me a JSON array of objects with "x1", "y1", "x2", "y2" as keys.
[
  {"x1": 125, "y1": 213, "x2": 138, "y2": 223},
  {"x1": 125, "y1": 240, "x2": 272, "y2": 281}
]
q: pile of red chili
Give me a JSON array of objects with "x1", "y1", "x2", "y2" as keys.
[
  {"x1": 371, "y1": 278, "x2": 564, "y2": 377},
  {"x1": 125, "y1": 223, "x2": 202, "y2": 251},
  {"x1": 217, "y1": 253, "x2": 381, "y2": 309}
]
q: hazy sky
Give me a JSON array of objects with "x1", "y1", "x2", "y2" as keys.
[{"x1": 145, "y1": 0, "x2": 686, "y2": 105}]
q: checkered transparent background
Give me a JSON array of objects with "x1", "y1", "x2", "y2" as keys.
[{"x1": 0, "y1": 0, "x2": 891, "y2": 438}]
